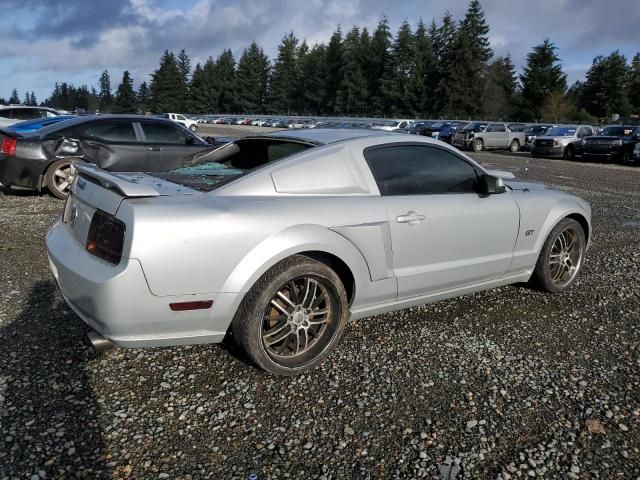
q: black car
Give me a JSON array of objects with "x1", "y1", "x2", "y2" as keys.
[
  {"x1": 403, "y1": 121, "x2": 436, "y2": 135},
  {"x1": 523, "y1": 124, "x2": 554, "y2": 151},
  {"x1": 581, "y1": 125, "x2": 640, "y2": 163},
  {"x1": 0, "y1": 115, "x2": 214, "y2": 198}
]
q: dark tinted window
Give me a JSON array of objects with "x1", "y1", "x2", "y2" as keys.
[
  {"x1": 142, "y1": 122, "x2": 189, "y2": 144},
  {"x1": 365, "y1": 145, "x2": 478, "y2": 196},
  {"x1": 78, "y1": 121, "x2": 137, "y2": 142},
  {"x1": 12, "y1": 108, "x2": 43, "y2": 120},
  {"x1": 0, "y1": 108, "x2": 13, "y2": 118}
]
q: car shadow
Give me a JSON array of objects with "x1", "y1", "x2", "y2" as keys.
[{"x1": 0, "y1": 280, "x2": 110, "y2": 478}]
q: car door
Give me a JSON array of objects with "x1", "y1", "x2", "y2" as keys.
[
  {"x1": 483, "y1": 124, "x2": 499, "y2": 147},
  {"x1": 74, "y1": 119, "x2": 148, "y2": 171},
  {"x1": 138, "y1": 120, "x2": 210, "y2": 171},
  {"x1": 493, "y1": 123, "x2": 508, "y2": 147},
  {"x1": 364, "y1": 143, "x2": 520, "y2": 299}
]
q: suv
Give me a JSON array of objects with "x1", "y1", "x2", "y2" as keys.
[
  {"x1": 163, "y1": 113, "x2": 199, "y2": 131},
  {"x1": 532, "y1": 125, "x2": 594, "y2": 159},
  {"x1": 454, "y1": 122, "x2": 525, "y2": 153},
  {"x1": 581, "y1": 125, "x2": 640, "y2": 164},
  {"x1": 0, "y1": 106, "x2": 64, "y2": 128},
  {"x1": 523, "y1": 125, "x2": 554, "y2": 151}
]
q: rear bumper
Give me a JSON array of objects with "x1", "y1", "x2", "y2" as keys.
[
  {"x1": 0, "y1": 154, "x2": 45, "y2": 190},
  {"x1": 46, "y1": 218, "x2": 239, "y2": 347}
]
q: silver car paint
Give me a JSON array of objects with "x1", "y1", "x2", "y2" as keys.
[{"x1": 46, "y1": 131, "x2": 591, "y2": 347}]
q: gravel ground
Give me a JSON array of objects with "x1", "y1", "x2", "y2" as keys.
[{"x1": 0, "y1": 153, "x2": 639, "y2": 479}]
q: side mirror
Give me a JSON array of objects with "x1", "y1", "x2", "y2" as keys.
[{"x1": 480, "y1": 174, "x2": 506, "y2": 195}]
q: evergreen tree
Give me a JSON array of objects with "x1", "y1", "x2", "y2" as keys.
[
  {"x1": 137, "y1": 81, "x2": 151, "y2": 113},
  {"x1": 431, "y1": 13, "x2": 457, "y2": 114},
  {"x1": 379, "y1": 21, "x2": 416, "y2": 116},
  {"x1": 367, "y1": 18, "x2": 392, "y2": 114},
  {"x1": 236, "y1": 42, "x2": 270, "y2": 113},
  {"x1": 581, "y1": 51, "x2": 631, "y2": 118},
  {"x1": 459, "y1": 0, "x2": 492, "y2": 63},
  {"x1": 177, "y1": 49, "x2": 191, "y2": 110},
  {"x1": 299, "y1": 44, "x2": 327, "y2": 114},
  {"x1": 187, "y1": 63, "x2": 205, "y2": 113},
  {"x1": 324, "y1": 27, "x2": 344, "y2": 115},
  {"x1": 24, "y1": 91, "x2": 30, "y2": 105},
  {"x1": 215, "y1": 49, "x2": 237, "y2": 113},
  {"x1": 30, "y1": 91, "x2": 37, "y2": 106},
  {"x1": 113, "y1": 70, "x2": 137, "y2": 113},
  {"x1": 481, "y1": 55, "x2": 518, "y2": 119},
  {"x1": 98, "y1": 69, "x2": 113, "y2": 111},
  {"x1": 336, "y1": 26, "x2": 369, "y2": 115},
  {"x1": 410, "y1": 19, "x2": 437, "y2": 116},
  {"x1": 629, "y1": 53, "x2": 640, "y2": 113},
  {"x1": 200, "y1": 57, "x2": 221, "y2": 113},
  {"x1": 150, "y1": 50, "x2": 184, "y2": 112},
  {"x1": 268, "y1": 32, "x2": 301, "y2": 113},
  {"x1": 9, "y1": 89, "x2": 19, "y2": 104},
  {"x1": 519, "y1": 39, "x2": 567, "y2": 121}
]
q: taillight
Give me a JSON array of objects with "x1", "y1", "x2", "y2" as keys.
[
  {"x1": 1, "y1": 137, "x2": 17, "y2": 156},
  {"x1": 86, "y1": 210, "x2": 126, "y2": 264}
]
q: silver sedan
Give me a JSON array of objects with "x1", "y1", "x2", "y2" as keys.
[{"x1": 46, "y1": 129, "x2": 591, "y2": 375}]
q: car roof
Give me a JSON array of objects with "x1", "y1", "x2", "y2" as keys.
[
  {"x1": 30, "y1": 114, "x2": 182, "y2": 137},
  {"x1": 247, "y1": 128, "x2": 400, "y2": 145}
]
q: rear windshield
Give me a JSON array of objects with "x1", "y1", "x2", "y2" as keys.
[
  {"x1": 150, "y1": 139, "x2": 314, "y2": 192},
  {"x1": 546, "y1": 127, "x2": 576, "y2": 136},
  {"x1": 600, "y1": 126, "x2": 635, "y2": 137}
]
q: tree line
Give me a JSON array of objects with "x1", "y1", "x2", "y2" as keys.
[{"x1": 5, "y1": 0, "x2": 640, "y2": 122}]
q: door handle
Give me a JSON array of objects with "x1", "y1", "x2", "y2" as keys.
[
  {"x1": 396, "y1": 211, "x2": 426, "y2": 225},
  {"x1": 147, "y1": 147, "x2": 161, "y2": 151}
]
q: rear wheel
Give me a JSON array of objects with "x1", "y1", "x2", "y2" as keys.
[
  {"x1": 44, "y1": 158, "x2": 76, "y2": 199},
  {"x1": 472, "y1": 138, "x2": 484, "y2": 152},
  {"x1": 531, "y1": 218, "x2": 586, "y2": 293},
  {"x1": 563, "y1": 145, "x2": 575, "y2": 160},
  {"x1": 189, "y1": 124, "x2": 197, "y2": 132},
  {"x1": 509, "y1": 139, "x2": 520, "y2": 153},
  {"x1": 231, "y1": 255, "x2": 349, "y2": 375},
  {"x1": 622, "y1": 150, "x2": 632, "y2": 164}
]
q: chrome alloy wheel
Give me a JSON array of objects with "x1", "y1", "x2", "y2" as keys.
[
  {"x1": 262, "y1": 277, "x2": 331, "y2": 358},
  {"x1": 549, "y1": 227, "x2": 583, "y2": 287},
  {"x1": 52, "y1": 163, "x2": 75, "y2": 195}
]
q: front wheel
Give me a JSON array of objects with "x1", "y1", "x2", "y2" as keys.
[
  {"x1": 509, "y1": 139, "x2": 520, "y2": 153},
  {"x1": 231, "y1": 255, "x2": 349, "y2": 375},
  {"x1": 189, "y1": 124, "x2": 198, "y2": 132},
  {"x1": 531, "y1": 218, "x2": 586, "y2": 293},
  {"x1": 563, "y1": 145, "x2": 575, "y2": 160},
  {"x1": 44, "y1": 159, "x2": 76, "y2": 199},
  {"x1": 472, "y1": 138, "x2": 484, "y2": 152}
]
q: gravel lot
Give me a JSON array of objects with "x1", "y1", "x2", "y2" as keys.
[{"x1": 0, "y1": 150, "x2": 639, "y2": 479}]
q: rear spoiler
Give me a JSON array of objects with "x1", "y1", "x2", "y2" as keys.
[
  {"x1": 74, "y1": 163, "x2": 162, "y2": 197},
  {"x1": 0, "y1": 128, "x2": 21, "y2": 138}
]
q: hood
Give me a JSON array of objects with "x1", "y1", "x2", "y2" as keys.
[{"x1": 505, "y1": 179, "x2": 547, "y2": 191}]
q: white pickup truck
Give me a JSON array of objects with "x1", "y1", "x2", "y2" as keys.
[{"x1": 163, "y1": 113, "x2": 199, "y2": 131}]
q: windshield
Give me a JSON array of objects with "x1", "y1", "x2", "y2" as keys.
[
  {"x1": 430, "y1": 122, "x2": 447, "y2": 128},
  {"x1": 546, "y1": 127, "x2": 576, "y2": 137},
  {"x1": 600, "y1": 126, "x2": 635, "y2": 137},
  {"x1": 525, "y1": 126, "x2": 549, "y2": 134},
  {"x1": 463, "y1": 122, "x2": 487, "y2": 132}
]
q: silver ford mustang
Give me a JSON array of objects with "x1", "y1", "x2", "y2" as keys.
[{"x1": 46, "y1": 129, "x2": 591, "y2": 375}]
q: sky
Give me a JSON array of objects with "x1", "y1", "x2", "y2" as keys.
[{"x1": 1, "y1": 0, "x2": 639, "y2": 103}]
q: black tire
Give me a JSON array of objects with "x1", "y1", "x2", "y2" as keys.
[
  {"x1": 563, "y1": 145, "x2": 575, "y2": 160},
  {"x1": 622, "y1": 150, "x2": 632, "y2": 164},
  {"x1": 189, "y1": 124, "x2": 198, "y2": 132},
  {"x1": 472, "y1": 138, "x2": 484, "y2": 152},
  {"x1": 509, "y1": 139, "x2": 520, "y2": 153},
  {"x1": 44, "y1": 158, "x2": 76, "y2": 199},
  {"x1": 231, "y1": 255, "x2": 349, "y2": 375},
  {"x1": 531, "y1": 218, "x2": 586, "y2": 293}
]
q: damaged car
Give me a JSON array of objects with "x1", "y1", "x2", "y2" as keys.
[
  {"x1": 46, "y1": 129, "x2": 592, "y2": 376},
  {"x1": 0, "y1": 115, "x2": 214, "y2": 198}
]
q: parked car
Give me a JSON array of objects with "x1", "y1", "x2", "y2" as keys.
[
  {"x1": 508, "y1": 123, "x2": 528, "y2": 132},
  {"x1": 581, "y1": 125, "x2": 640, "y2": 163},
  {"x1": 5, "y1": 115, "x2": 76, "y2": 134},
  {"x1": 0, "y1": 105, "x2": 65, "y2": 128},
  {"x1": 403, "y1": 121, "x2": 435, "y2": 135},
  {"x1": 634, "y1": 141, "x2": 640, "y2": 162},
  {"x1": 46, "y1": 128, "x2": 591, "y2": 375},
  {"x1": 163, "y1": 113, "x2": 199, "y2": 131},
  {"x1": 452, "y1": 121, "x2": 489, "y2": 150},
  {"x1": 523, "y1": 125, "x2": 554, "y2": 151},
  {"x1": 0, "y1": 115, "x2": 214, "y2": 198},
  {"x1": 371, "y1": 119, "x2": 415, "y2": 131},
  {"x1": 438, "y1": 121, "x2": 469, "y2": 144},
  {"x1": 455, "y1": 122, "x2": 525, "y2": 153},
  {"x1": 532, "y1": 125, "x2": 594, "y2": 160}
]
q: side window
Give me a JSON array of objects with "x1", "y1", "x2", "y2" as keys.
[
  {"x1": 77, "y1": 121, "x2": 137, "y2": 142},
  {"x1": 494, "y1": 124, "x2": 506, "y2": 132},
  {"x1": 584, "y1": 127, "x2": 593, "y2": 136},
  {"x1": 13, "y1": 108, "x2": 41, "y2": 120},
  {"x1": 177, "y1": 115, "x2": 186, "y2": 121},
  {"x1": 485, "y1": 124, "x2": 496, "y2": 132},
  {"x1": 0, "y1": 108, "x2": 13, "y2": 119},
  {"x1": 365, "y1": 145, "x2": 479, "y2": 196},
  {"x1": 398, "y1": 121, "x2": 407, "y2": 129},
  {"x1": 141, "y1": 122, "x2": 189, "y2": 144}
]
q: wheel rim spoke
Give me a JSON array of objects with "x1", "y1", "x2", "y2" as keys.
[{"x1": 270, "y1": 299, "x2": 289, "y2": 315}]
